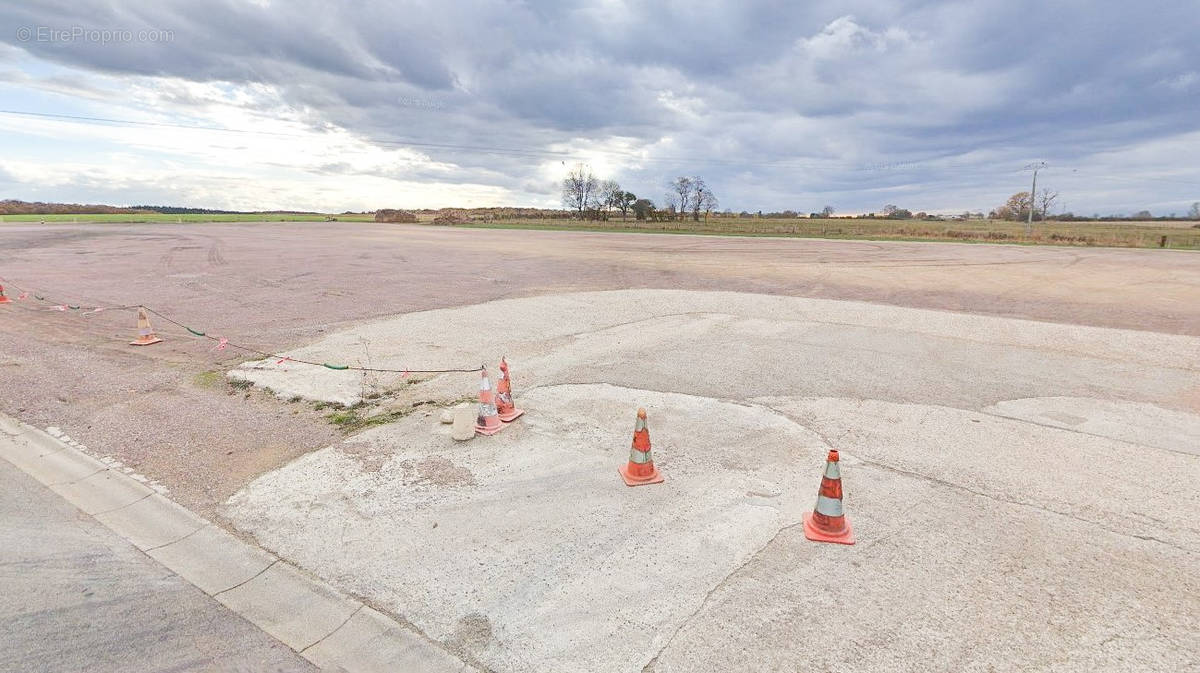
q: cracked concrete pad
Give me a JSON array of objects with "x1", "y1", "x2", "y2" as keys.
[
  {"x1": 225, "y1": 384, "x2": 826, "y2": 673},
  {"x1": 652, "y1": 461, "x2": 1200, "y2": 673},
  {"x1": 220, "y1": 289, "x2": 1199, "y2": 671},
  {"x1": 984, "y1": 397, "x2": 1200, "y2": 455},
  {"x1": 758, "y1": 397, "x2": 1200, "y2": 554},
  {"x1": 230, "y1": 291, "x2": 1199, "y2": 412}
]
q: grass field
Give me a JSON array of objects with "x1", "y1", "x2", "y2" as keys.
[
  {"x1": 448, "y1": 216, "x2": 1200, "y2": 249},
  {"x1": 2, "y1": 212, "x2": 1197, "y2": 248}
]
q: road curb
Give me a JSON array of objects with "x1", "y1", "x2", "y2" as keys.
[{"x1": 0, "y1": 414, "x2": 468, "y2": 673}]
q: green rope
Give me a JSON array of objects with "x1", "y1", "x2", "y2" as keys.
[
  {"x1": 68, "y1": 305, "x2": 80, "y2": 310},
  {"x1": 322, "y1": 363, "x2": 349, "y2": 370},
  {"x1": 34, "y1": 294, "x2": 45, "y2": 300},
  {"x1": 186, "y1": 327, "x2": 206, "y2": 336}
]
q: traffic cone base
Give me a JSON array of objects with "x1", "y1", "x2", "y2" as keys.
[
  {"x1": 618, "y1": 463, "x2": 663, "y2": 487},
  {"x1": 129, "y1": 335, "x2": 163, "y2": 346},
  {"x1": 803, "y1": 511, "x2": 855, "y2": 545},
  {"x1": 498, "y1": 407, "x2": 525, "y2": 423},
  {"x1": 475, "y1": 418, "x2": 504, "y2": 435},
  {"x1": 0, "y1": 285, "x2": 11, "y2": 304}
]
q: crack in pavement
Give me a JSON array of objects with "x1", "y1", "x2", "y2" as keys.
[
  {"x1": 299, "y1": 604, "x2": 364, "y2": 653},
  {"x1": 975, "y1": 409, "x2": 1200, "y2": 458},
  {"x1": 640, "y1": 518, "x2": 806, "y2": 673},
  {"x1": 213, "y1": 558, "x2": 278, "y2": 597},
  {"x1": 853, "y1": 458, "x2": 1195, "y2": 554}
]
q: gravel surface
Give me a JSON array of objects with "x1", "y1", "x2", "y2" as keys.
[{"x1": 1, "y1": 220, "x2": 1197, "y2": 518}]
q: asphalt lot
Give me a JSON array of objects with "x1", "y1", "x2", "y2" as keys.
[{"x1": 0, "y1": 454, "x2": 314, "y2": 673}]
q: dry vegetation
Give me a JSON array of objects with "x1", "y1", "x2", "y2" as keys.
[
  {"x1": 3, "y1": 203, "x2": 1196, "y2": 248},
  {"x1": 425, "y1": 214, "x2": 1200, "y2": 249}
]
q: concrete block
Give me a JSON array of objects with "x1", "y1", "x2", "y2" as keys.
[
  {"x1": 50, "y1": 468, "x2": 154, "y2": 515},
  {"x1": 215, "y1": 562, "x2": 360, "y2": 651},
  {"x1": 94, "y1": 493, "x2": 207, "y2": 551},
  {"x1": 303, "y1": 606, "x2": 467, "y2": 673},
  {"x1": 148, "y1": 524, "x2": 275, "y2": 595},
  {"x1": 450, "y1": 406, "x2": 475, "y2": 441}
]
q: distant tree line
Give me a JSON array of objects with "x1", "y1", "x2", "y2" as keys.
[
  {"x1": 0, "y1": 200, "x2": 311, "y2": 215},
  {"x1": 0, "y1": 199, "x2": 154, "y2": 215},
  {"x1": 561, "y1": 165, "x2": 720, "y2": 222}
]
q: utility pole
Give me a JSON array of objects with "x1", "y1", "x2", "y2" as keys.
[{"x1": 1023, "y1": 161, "x2": 1046, "y2": 236}]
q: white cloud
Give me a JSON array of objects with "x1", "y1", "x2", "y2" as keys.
[{"x1": 0, "y1": 1, "x2": 1197, "y2": 214}]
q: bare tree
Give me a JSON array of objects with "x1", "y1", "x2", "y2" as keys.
[
  {"x1": 598, "y1": 180, "x2": 622, "y2": 221},
  {"x1": 562, "y1": 164, "x2": 599, "y2": 219},
  {"x1": 698, "y1": 186, "x2": 719, "y2": 222},
  {"x1": 821, "y1": 205, "x2": 835, "y2": 218},
  {"x1": 1037, "y1": 189, "x2": 1059, "y2": 221},
  {"x1": 1189, "y1": 201, "x2": 1200, "y2": 220},
  {"x1": 667, "y1": 176, "x2": 693, "y2": 221},
  {"x1": 688, "y1": 177, "x2": 709, "y2": 222}
]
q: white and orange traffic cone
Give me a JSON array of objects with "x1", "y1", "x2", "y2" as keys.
[
  {"x1": 495, "y1": 357, "x2": 525, "y2": 422},
  {"x1": 475, "y1": 366, "x2": 503, "y2": 436},
  {"x1": 619, "y1": 408, "x2": 663, "y2": 486},
  {"x1": 803, "y1": 450, "x2": 854, "y2": 545},
  {"x1": 0, "y1": 284, "x2": 12, "y2": 304},
  {"x1": 129, "y1": 307, "x2": 163, "y2": 346}
]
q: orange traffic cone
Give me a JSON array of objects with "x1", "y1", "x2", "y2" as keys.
[
  {"x1": 129, "y1": 307, "x2": 163, "y2": 346},
  {"x1": 0, "y1": 284, "x2": 12, "y2": 304},
  {"x1": 619, "y1": 408, "x2": 663, "y2": 486},
  {"x1": 803, "y1": 450, "x2": 854, "y2": 545},
  {"x1": 475, "y1": 366, "x2": 503, "y2": 436},
  {"x1": 495, "y1": 357, "x2": 525, "y2": 422}
]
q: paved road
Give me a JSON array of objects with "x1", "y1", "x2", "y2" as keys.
[{"x1": 0, "y1": 456, "x2": 315, "y2": 673}]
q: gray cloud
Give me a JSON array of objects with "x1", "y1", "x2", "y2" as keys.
[{"x1": 2, "y1": 0, "x2": 1198, "y2": 213}]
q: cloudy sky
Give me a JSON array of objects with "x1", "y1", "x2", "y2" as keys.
[{"x1": 1, "y1": 1, "x2": 1198, "y2": 215}]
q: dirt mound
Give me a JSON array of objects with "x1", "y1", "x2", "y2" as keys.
[
  {"x1": 374, "y1": 209, "x2": 418, "y2": 223},
  {"x1": 431, "y1": 209, "x2": 473, "y2": 225}
]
